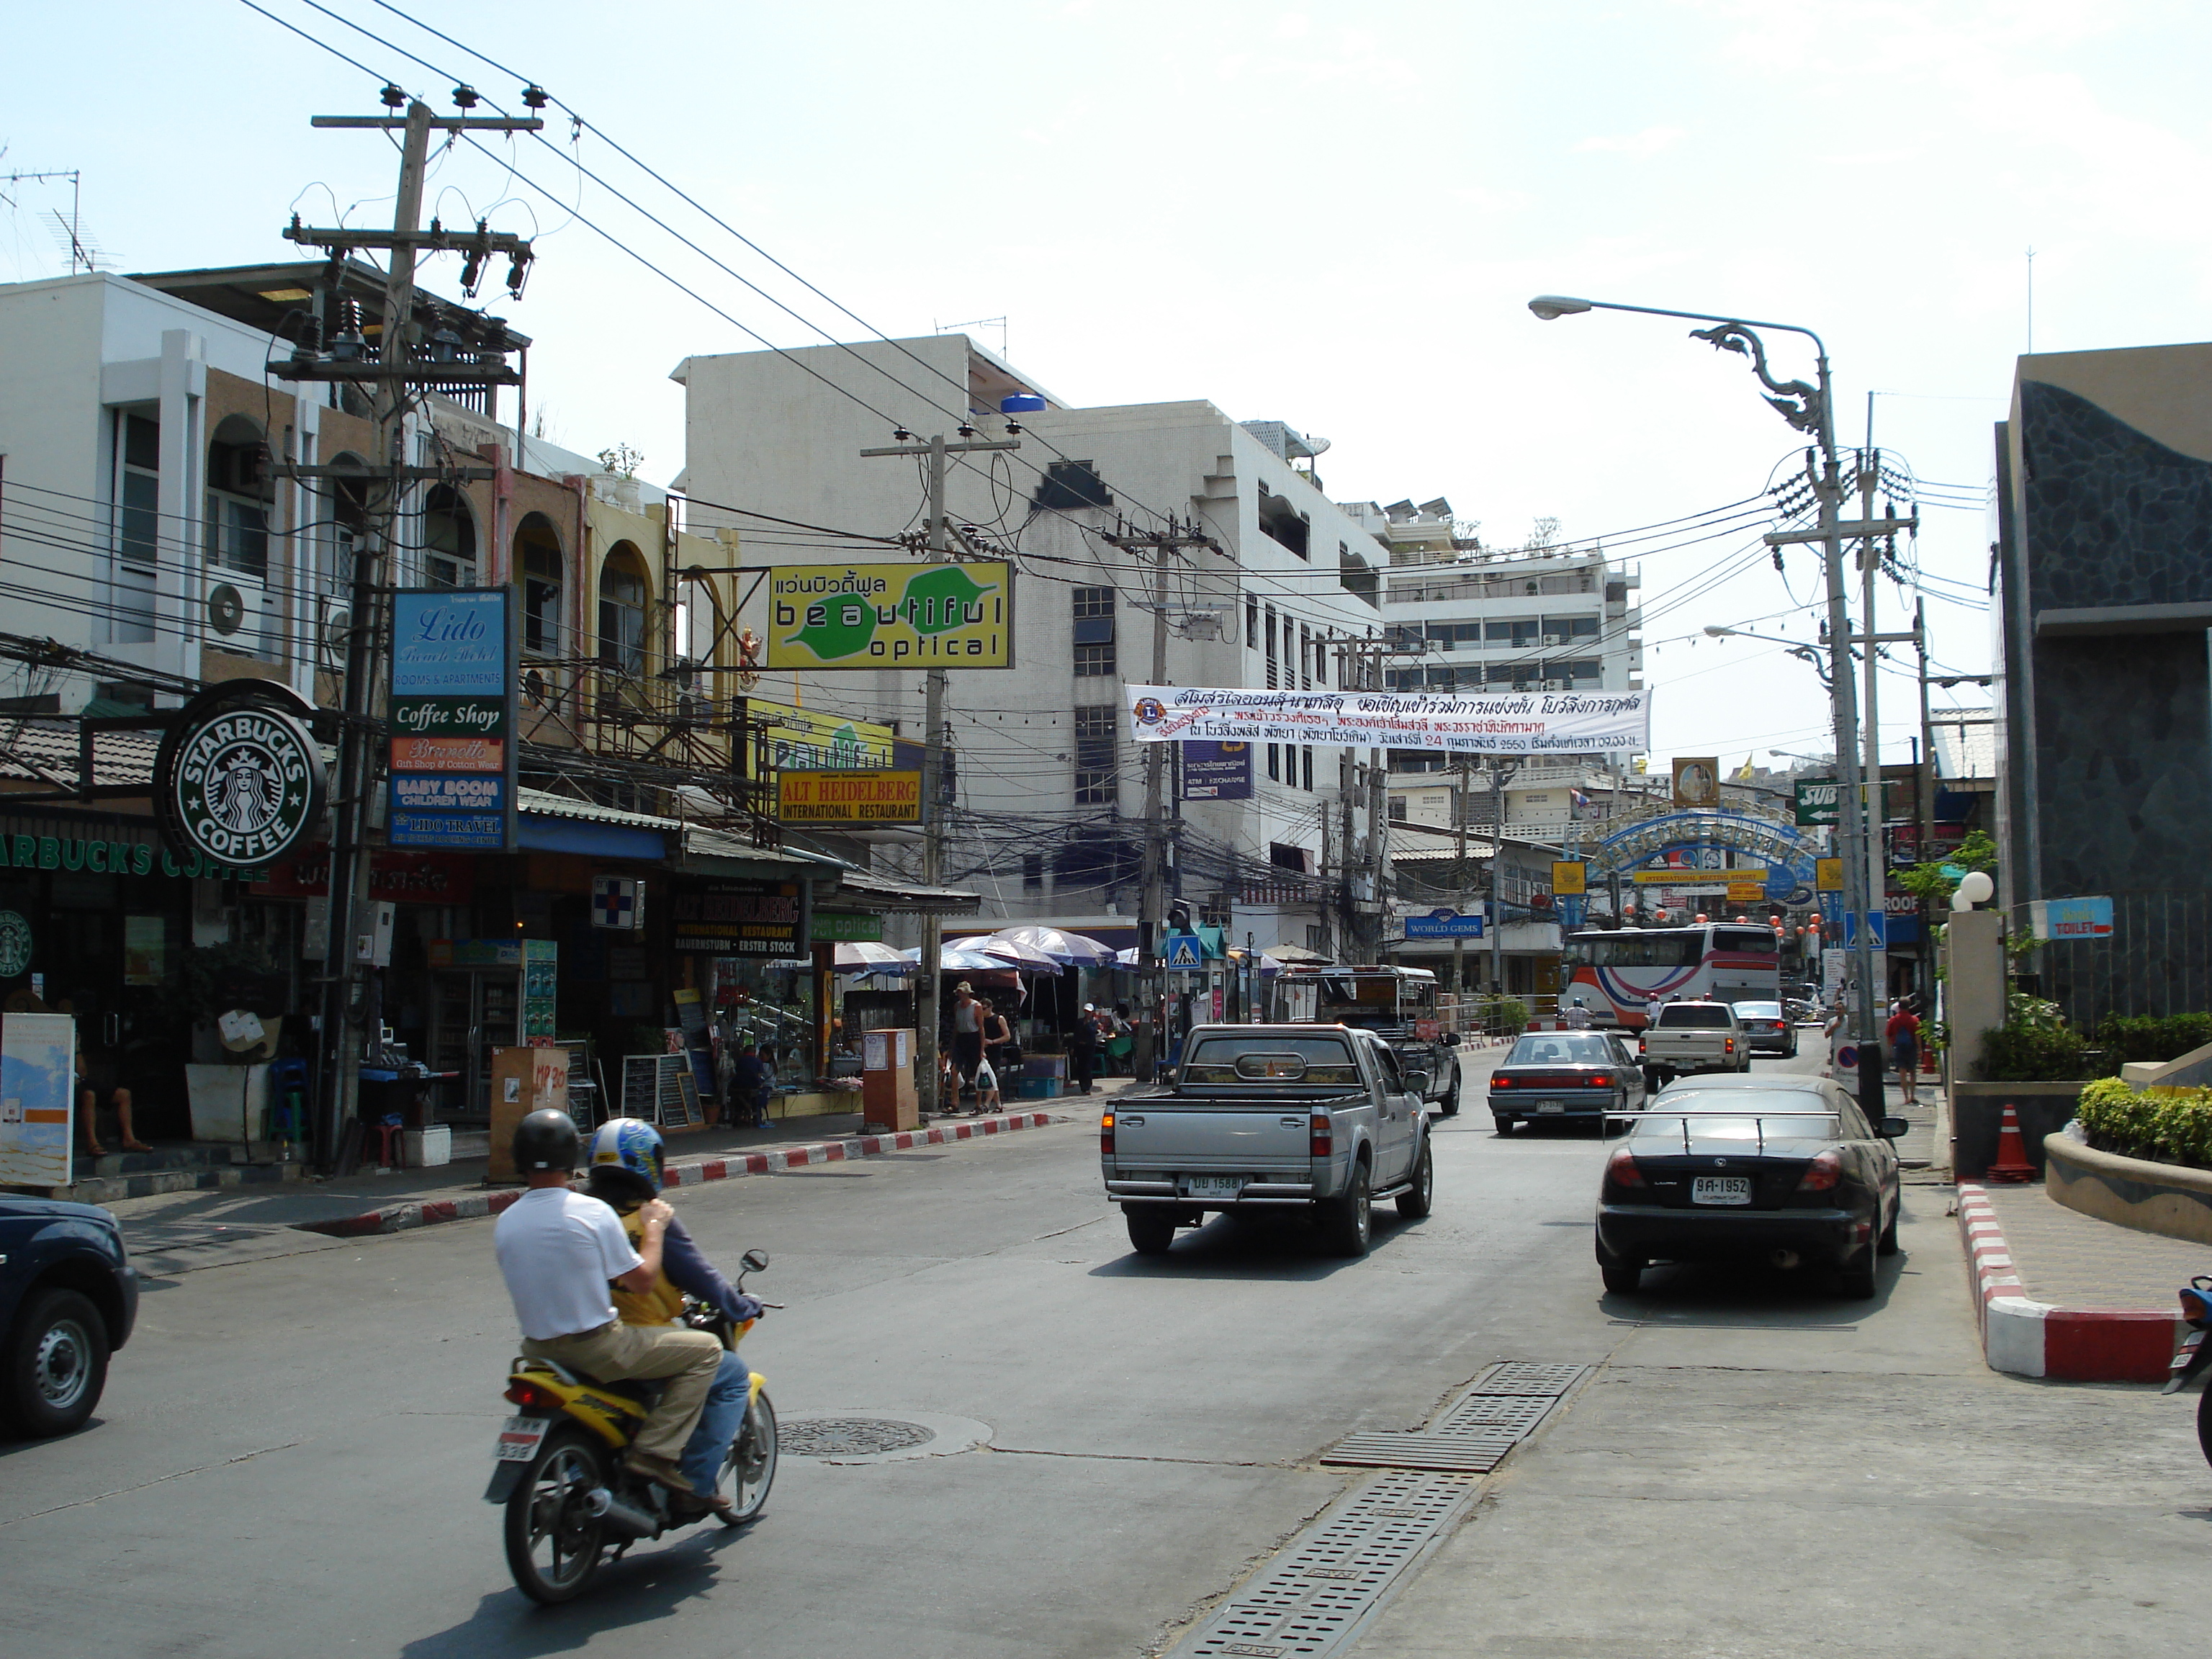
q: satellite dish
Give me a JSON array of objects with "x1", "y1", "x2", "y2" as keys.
[{"x1": 208, "y1": 583, "x2": 246, "y2": 635}]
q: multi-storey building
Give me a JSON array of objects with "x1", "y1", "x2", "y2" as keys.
[{"x1": 674, "y1": 335, "x2": 1395, "y2": 955}]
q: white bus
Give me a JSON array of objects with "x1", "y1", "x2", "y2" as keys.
[{"x1": 1562, "y1": 923, "x2": 1782, "y2": 1028}]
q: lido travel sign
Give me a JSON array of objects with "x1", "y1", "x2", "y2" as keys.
[{"x1": 387, "y1": 588, "x2": 517, "y2": 851}]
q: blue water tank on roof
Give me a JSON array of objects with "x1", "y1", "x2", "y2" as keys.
[{"x1": 1000, "y1": 393, "x2": 1047, "y2": 414}]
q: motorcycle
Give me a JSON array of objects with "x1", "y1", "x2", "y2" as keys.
[
  {"x1": 485, "y1": 1247, "x2": 782, "y2": 1604},
  {"x1": 2163, "y1": 1275, "x2": 2212, "y2": 1462}
]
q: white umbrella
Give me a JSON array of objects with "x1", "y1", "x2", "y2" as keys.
[
  {"x1": 963, "y1": 934, "x2": 1061, "y2": 971},
  {"x1": 833, "y1": 942, "x2": 915, "y2": 974},
  {"x1": 991, "y1": 924, "x2": 1119, "y2": 966}
]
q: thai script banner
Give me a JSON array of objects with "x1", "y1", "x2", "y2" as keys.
[{"x1": 1124, "y1": 685, "x2": 1652, "y2": 757}]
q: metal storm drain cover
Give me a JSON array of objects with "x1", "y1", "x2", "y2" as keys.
[
  {"x1": 1321, "y1": 1364, "x2": 1588, "y2": 1474},
  {"x1": 778, "y1": 1417, "x2": 936, "y2": 1459},
  {"x1": 1470, "y1": 1362, "x2": 1588, "y2": 1396}
]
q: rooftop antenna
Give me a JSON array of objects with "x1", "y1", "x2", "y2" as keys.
[
  {"x1": 935, "y1": 314, "x2": 1010, "y2": 360},
  {"x1": 2025, "y1": 245, "x2": 2036, "y2": 356},
  {"x1": 45, "y1": 207, "x2": 107, "y2": 274},
  {"x1": 1, "y1": 168, "x2": 89, "y2": 271}
]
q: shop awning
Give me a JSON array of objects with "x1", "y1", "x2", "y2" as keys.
[
  {"x1": 678, "y1": 824, "x2": 850, "y2": 882},
  {"x1": 517, "y1": 788, "x2": 675, "y2": 860},
  {"x1": 829, "y1": 868, "x2": 982, "y2": 915}
]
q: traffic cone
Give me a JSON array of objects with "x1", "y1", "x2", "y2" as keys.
[{"x1": 1985, "y1": 1102, "x2": 2037, "y2": 1184}]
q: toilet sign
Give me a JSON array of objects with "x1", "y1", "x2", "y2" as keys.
[{"x1": 2028, "y1": 896, "x2": 2114, "y2": 940}]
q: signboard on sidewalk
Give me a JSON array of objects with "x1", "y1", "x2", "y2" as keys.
[
  {"x1": 0, "y1": 1012, "x2": 73, "y2": 1190},
  {"x1": 388, "y1": 588, "x2": 516, "y2": 851},
  {"x1": 768, "y1": 562, "x2": 1014, "y2": 669}
]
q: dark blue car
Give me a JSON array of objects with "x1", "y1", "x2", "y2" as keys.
[{"x1": 1, "y1": 1197, "x2": 138, "y2": 1437}]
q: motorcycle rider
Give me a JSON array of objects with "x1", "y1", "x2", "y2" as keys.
[
  {"x1": 585, "y1": 1119, "x2": 765, "y2": 1515},
  {"x1": 1564, "y1": 994, "x2": 1595, "y2": 1030},
  {"x1": 492, "y1": 1110, "x2": 724, "y2": 1503}
]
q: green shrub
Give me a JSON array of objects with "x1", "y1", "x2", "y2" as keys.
[
  {"x1": 1979, "y1": 1022, "x2": 2090, "y2": 1082},
  {"x1": 1484, "y1": 997, "x2": 1529, "y2": 1036},
  {"x1": 2075, "y1": 1075, "x2": 2212, "y2": 1169},
  {"x1": 2091, "y1": 1013, "x2": 2212, "y2": 1066}
]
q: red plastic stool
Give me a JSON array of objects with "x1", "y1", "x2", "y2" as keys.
[{"x1": 373, "y1": 1120, "x2": 404, "y2": 1170}]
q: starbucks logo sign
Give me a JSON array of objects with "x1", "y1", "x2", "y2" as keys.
[
  {"x1": 154, "y1": 687, "x2": 327, "y2": 868},
  {"x1": 0, "y1": 910, "x2": 29, "y2": 978}
]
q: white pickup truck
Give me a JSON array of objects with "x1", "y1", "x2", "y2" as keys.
[
  {"x1": 1100, "y1": 1023, "x2": 1434, "y2": 1258},
  {"x1": 1639, "y1": 999, "x2": 1751, "y2": 1087}
]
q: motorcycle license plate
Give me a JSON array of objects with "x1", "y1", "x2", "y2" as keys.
[
  {"x1": 1185, "y1": 1175, "x2": 1244, "y2": 1200},
  {"x1": 495, "y1": 1415, "x2": 549, "y2": 1462},
  {"x1": 1692, "y1": 1177, "x2": 1753, "y2": 1205},
  {"x1": 1535, "y1": 1100, "x2": 1566, "y2": 1115}
]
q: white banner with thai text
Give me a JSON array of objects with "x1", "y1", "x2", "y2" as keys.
[{"x1": 1124, "y1": 685, "x2": 1652, "y2": 757}]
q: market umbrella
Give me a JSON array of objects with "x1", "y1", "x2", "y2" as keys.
[
  {"x1": 907, "y1": 944, "x2": 1015, "y2": 973},
  {"x1": 1114, "y1": 945, "x2": 1143, "y2": 967},
  {"x1": 963, "y1": 935, "x2": 1061, "y2": 971},
  {"x1": 1262, "y1": 943, "x2": 1330, "y2": 965},
  {"x1": 833, "y1": 942, "x2": 916, "y2": 974},
  {"x1": 990, "y1": 924, "x2": 1119, "y2": 966}
]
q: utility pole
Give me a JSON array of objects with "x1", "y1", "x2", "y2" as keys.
[
  {"x1": 860, "y1": 429, "x2": 1019, "y2": 1116},
  {"x1": 1857, "y1": 454, "x2": 1889, "y2": 1063},
  {"x1": 1452, "y1": 752, "x2": 1472, "y2": 993},
  {"x1": 1489, "y1": 760, "x2": 1515, "y2": 997},
  {"x1": 276, "y1": 96, "x2": 538, "y2": 1167},
  {"x1": 1100, "y1": 517, "x2": 1213, "y2": 1079},
  {"x1": 1914, "y1": 596, "x2": 1936, "y2": 1002},
  {"x1": 1329, "y1": 631, "x2": 1420, "y2": 963}
]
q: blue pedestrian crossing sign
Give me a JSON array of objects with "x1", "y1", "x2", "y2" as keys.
[
  {"x1": 1164, "y1": 933, "x2": 1205, "y2": 968},
  {"x1": 1843, "y1": 910, "x2": 1886, "y2": 948}
]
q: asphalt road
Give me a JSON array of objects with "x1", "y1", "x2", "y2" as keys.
[{"x1": 4, "y1": 1046, "x2": 2202, "y2": 1658}]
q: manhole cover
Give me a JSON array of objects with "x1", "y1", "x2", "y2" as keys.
[{"x1": 779, "y1": 1417, "x2": 937, "y2": 1458}]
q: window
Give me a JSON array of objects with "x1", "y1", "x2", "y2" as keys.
[
  {"x1": 1033, "y1": 458, "x2": 1112, "y2": 511},
  {"x1": 1074, "y1": 642, "x2": 1117, "y2": 677},
  {"x1": 1072, "y1": 585, "x2": 1115, "y2": 620},
  {"x1": 1245, "y1": 591, "x2": 1259, "y2": 649},
  {"x1": 517, "y1": 513, "x2": 564, "y2": 655},
  {"x1": 1072, "y1": 584, "x2": 1118, "y2": 675},
  {"x1": 1267, "y1": 742, "x2": 1281, "y2": 782},
  {"x1": 1541, "y1": 615, "x2": 1603, "y2": 640},
  {"x1": 422, "y1": 485, "x2": 477, "y2": 588},
  {"x1": 1264, "y1": 604, "x2": 1280, "y2": 689},
  {"x1": 1074, "y1": 706, "x2": 1118, "y2": 804},
  {"x1": 1300, "y1": 624, "x2": 1313, "y2": 688},
  {"x1": 1257, "y1": 486, "x2": 1310, "y2": 558},
  {"x1": 1302, "y1": 746, "x2": 1313, "y2": 791},
  {"x1": 204, "y1": 417, "x2": 271, "y2": 579},
  {"x1": 1022, "y1": 855, "x2": 1043, "y2": 894},
  {"x1": 118, "y1": 414, "x2": 159, "y2": 569},
  {"x1": 598, "y1": 546, "x2": 649, "y2": 675},
  {"x1": 1389, "y1": 794, "x2": 1408, "y2": 822},
  {"x1": 1487, "y1": 618, "x2": 1541, "y2": 647}
]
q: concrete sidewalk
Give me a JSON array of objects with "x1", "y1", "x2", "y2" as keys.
[{"x1": 1958, "y1": 1179, "x2": 2198, "y2": 1381}]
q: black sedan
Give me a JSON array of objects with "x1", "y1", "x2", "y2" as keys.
[
  {"x1": 1, "y1": 1197, "x2": 138, "y2": 1437},
  {"x1": 1488, "y1": 1031, "x2": 1646, "y2": 1133},
  {"x1": 1593, "y1": 1079, "x2": 1905, "y2": 1298},
  {"x1": 1732, "y1": 1000, "x2": 1798, "y2": 1058}
]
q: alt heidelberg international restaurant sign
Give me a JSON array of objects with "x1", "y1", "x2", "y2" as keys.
[
  {"x1": 1124, "y1": 684, "x2": 1653, "y2": 758},
  {"x1": 387, "y1": 588, "x2": 516, "y2": 851}
]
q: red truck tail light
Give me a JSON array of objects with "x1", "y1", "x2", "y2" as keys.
[
  {"x1": 1310, "y1": 1113, "x2": 1332, "y2": 1157},
  {"x1": 1724, "y1": 1038, "x2": 1736, "y2": 1054},
  {"x1": 1794, "y1": 1151, "x2": 1842, "y2": 1192},
  {"x1": 1100, "y1": 1112, "x2": 1115, "y2": 1155},
  {"x1": 1604, "y1": 1146, "x2": 1646, "y2": 1189}
]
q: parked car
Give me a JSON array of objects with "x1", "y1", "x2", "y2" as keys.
[
  {"x1": 1593, "y1": 1077, "x2": 1906, "y2": 1298},
  {"x1": 1639, "y1": 999, "x2": 1750, "y2": 1087},
  {"x1": 1, "y1": 1197, "x2": 138, "y2": 1437},
  {"x1": 1732, "y1": 1000, "x2": 1799, "y2": 1058},
  {"x1": 1488, "y1": 1030, "x2": 1646, "y2": 1135},
  {"x1": 1101, "y1": 1023, "x2": 1432, "y2": 1257}
]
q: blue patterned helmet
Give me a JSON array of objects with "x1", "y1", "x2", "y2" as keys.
[{"x1": 588, "y1": 1118, "x2": 666, "y2": 1197}]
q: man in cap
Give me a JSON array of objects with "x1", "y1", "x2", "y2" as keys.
[{"x1": 1067, "y1": 1002, "x2": 1100, "y2": 1094}]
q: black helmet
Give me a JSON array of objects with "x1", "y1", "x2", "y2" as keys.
[{"x1": 513, "y1": 1109, "x2": 580, "y2": 1175}]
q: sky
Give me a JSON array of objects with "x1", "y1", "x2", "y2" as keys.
[{"x1": 6, "y1": 0, "x2": 2204, "y2": 768}]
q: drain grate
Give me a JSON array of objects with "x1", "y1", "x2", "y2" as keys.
[
  {"x1": 778, "y1": 1417, "x2": 936, "y2": 1458},
  {"x1": 1173, "y1": 1470, "x2": 1477, "y2": 1658},
  {"x1": 1437, "y1": 1393, "x2": 1555, "y2": 1435},
  {"x1": 1469, "y1": 1361, "x2": 1588, "y2": 1396},
  {"x1": 1320, "y1": 1433, "x2": 1514, "y2": 1473}
]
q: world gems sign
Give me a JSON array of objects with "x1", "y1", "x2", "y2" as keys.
[
  {"x1": 767, "y1": 562, "x2": 1014, "y2": 669},
  {"x1": 153, "y1": 685, "x2": 327, "y2": 868},
  {"x1": 388, "y1": 589, "x2": 516, "y2": 850}
]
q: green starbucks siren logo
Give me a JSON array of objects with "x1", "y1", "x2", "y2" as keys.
[
  {"x1": 156, "y1": 692, "x2": 326, "y2": 867},
  {"x1": 0, "y1": 910, "x2": 30, "y2": 978}
]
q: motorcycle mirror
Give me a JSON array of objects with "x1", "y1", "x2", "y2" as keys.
[{"x1": 740, "y1": 1249, "x2": 772, "y2": 1273}]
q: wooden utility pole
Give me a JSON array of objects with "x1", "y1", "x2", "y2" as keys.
[
  {"x1": 860, "y1": 431, "x2": 1018, "y2": 1115},
  {"x1": 277, "y1": 97, "x2": 538, "y2": 1166}
]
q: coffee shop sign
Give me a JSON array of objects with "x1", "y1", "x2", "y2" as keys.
[{"x1": 0, "y1": 832, "x2": 262, "y2": 881}]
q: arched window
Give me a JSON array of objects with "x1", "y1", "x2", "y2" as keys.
[
  {"x1": 422, "y1": 485, "x2": 477, "y2": 588},
  {"x1": 598, "y1": 544, "x2": 649, "y2": 676},
  {"x1": 205, "y1": 414, "x2": 271, "y2": 577},
  {"x1": 515, "y1": 513, "x2": 563, "y2": 655}
]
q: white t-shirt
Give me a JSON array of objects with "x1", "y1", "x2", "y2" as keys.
[{"x1": 493, "y1": 1187, "x2": 644, "y2": 1341}]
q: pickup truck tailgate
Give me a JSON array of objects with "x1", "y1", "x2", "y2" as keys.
[{"x1": 1113, "y1": 1103, "x2": 1311, "y2": 1173}]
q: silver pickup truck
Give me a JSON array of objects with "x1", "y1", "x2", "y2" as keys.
[
  {"x1": 1640, "y1": 999, "x2": 1751, "y2": 1087},
  {"x1": 1101, "y1": 1023, "x2": 1435, "y2": 1258}
]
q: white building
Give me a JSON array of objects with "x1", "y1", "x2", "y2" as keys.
[{"x1": 673, "y1": 335, "x2": 1396, "y2": 955}]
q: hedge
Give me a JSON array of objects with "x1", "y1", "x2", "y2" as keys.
[
  {"x1": 2092, "y1": 1013, "x2": 2212, "y2": 1066},
  {"x1": 2075, "y1": 1074, "x2": 2212, "y2": 1170}
]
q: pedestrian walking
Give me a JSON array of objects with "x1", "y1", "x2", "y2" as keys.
[
  {"x1": 1105, "y1": 1002, "x2": 1136, "y2": 1076},
  {"x1": 1886, "y1": 999, "x2": 1921, "y2": 1106},
  {"x1": 1067, "y1": 1002, "x2": 1100, "y2": 1095},
  {"x1": 950, "y1": 981, "x2": 984, "y2": 1109}
]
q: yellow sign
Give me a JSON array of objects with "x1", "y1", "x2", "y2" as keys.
[
  {"x1": 777, "y1": 769, "x2": 924, "y2": 824},
  {"x1": 1726, "y1": 882, "x2": 1766, "y2": 904},
  {"x1": 767, "y1": 562, "x2": 1014, "y2": 669},
  {"x1": 1551, "y1": 860, "x2": 1586, "y2": 896},
  {"x1": 1816, "y1": 857, "x2": 1845, "y2": 892},
  {"x1": 1633, "y1": 866, "x2": 1766, "y2": 886},
  {"x1": 749, "y1": 699, "x2": 898, "y2": 770}
]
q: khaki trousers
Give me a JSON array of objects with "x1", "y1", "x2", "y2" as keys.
[{"x1": 522, "y1": 1320, "x2": 725, "y2": 1462}]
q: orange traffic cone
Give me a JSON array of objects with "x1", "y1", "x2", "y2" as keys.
[{"x1": 1985, "y1": 1102, "x2": 2037, "y2": 1184}]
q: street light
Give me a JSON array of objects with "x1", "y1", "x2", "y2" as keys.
[
  {"x1": 1529, "y1": 292, "x2": 1886, "y2": 1126},
  {"x1": 1704, "y1": 625, "x2": 1830, "y2": 686}
]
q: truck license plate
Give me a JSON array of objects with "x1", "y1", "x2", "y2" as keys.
[
  {"x1": 1185, "y1": 1175, "x2": 1244, "y2": 1199},
  {"x1": 1534, "y1": 1100, "x2": 1566, "y2": 1114},
  {"x1": 495, "y1": 1415, "x2": 549, "y2": 1462},
  {"x1": 1691, "y1": 1177, "x2": 1752, "y2": 1205}
]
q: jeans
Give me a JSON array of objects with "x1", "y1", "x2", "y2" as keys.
[{"x1": 680, "y1": 1349, "x2": 754, "y2": 1494}]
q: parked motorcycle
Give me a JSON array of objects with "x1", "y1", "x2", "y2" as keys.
[
  {"x1": 485, "y1": 1249, "x2": 781, "y2": 1604},
  {"x1": 2164, "y1": 1275, "x2": 2212, "y2": 1463}
]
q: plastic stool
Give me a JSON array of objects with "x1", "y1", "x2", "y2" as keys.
[
  {"x1": 268, "y1": 1058, "x2": 310, "y2": 1148},
  {"x1": 373, "y1": 1113, "x2": 405, "y2": 1170}
]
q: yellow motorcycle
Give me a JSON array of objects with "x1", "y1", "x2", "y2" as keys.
[{"x1": 485, "y1": 1249, "x2": 780, "y2": 1604}]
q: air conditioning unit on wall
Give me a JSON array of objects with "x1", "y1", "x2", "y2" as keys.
[{"x1": 204, "y1": 572, "x2": 278, "y2": 658}]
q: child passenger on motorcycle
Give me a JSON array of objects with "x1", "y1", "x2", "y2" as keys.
[{"x1": 584, "y1": 1119, "x2": 765, "y2": 1516}]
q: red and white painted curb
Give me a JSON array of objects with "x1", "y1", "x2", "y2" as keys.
[
  {"x1": 300, "y1": 1111, "x2": 1062, "y2": 1238},
  {"x1": 1956, "y1": 1181, "x2": 2184, "y2": 1382}
]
